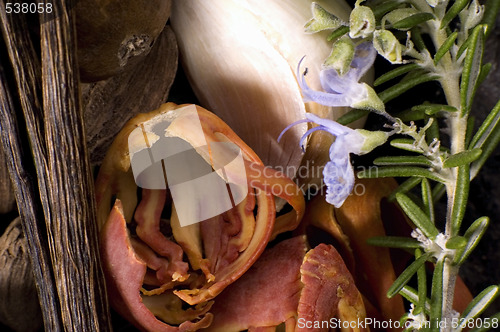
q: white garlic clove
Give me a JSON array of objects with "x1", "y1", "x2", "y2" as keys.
[{"x1": 171, "y1": 0, "x2": 353, "y2": 181}]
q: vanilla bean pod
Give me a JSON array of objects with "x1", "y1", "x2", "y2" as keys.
[
  {"x1": 0, "y1": 0, "x2": 112, "y2": 330},
  {"x1": 37, "y1": 0, "x2": 111, "y2": 330},
  {"x1": 0, "y1": 141, "x2": 15, "y2": 215},
  {"x1": 0, "y1": 4, "x2": 63, "y2": 330},
  {"x1": 0, "y1": 62, "x2": 62, "y2": 332}
]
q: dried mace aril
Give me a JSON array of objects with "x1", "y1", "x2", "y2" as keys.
[{"x1": 96, "y1": 103, "x2": 305, "y2": 331}]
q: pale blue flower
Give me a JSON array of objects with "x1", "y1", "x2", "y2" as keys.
[
  {"x1": 298, "y1": 42, "x2": 385, "y2": 113},
  {"x1": 279, "y1": 113, "x2": 391, "y2": 207},
  {"x1": 279, "y1": 113, "x2": 365, "y2": 207},
  {"x1": 279, "y1": 42, "x2": 392, "y2": 207}
]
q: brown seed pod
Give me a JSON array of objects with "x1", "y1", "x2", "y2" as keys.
[
  {"x1": 76, "y1": 0, "x2": 171, "y2": 82},
  {"x1": 82, "y1": 26, "x2": 178, "y2": 164}
]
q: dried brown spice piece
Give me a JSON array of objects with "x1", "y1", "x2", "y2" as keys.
[
  {"x1": 83, "y1": 26, "x2": 178, "y2": 164},
  {"x1": 203, "y1": 236, "x2": 367, "y2": 332},
  {"x1": 100, "y1": 200, "x2": 213, "y2": 331},
  {"x1": 76, "y1": 0, "x2": 171, "y2": 81},
  {"x1": 96, "y1": 103, "x2": 305, "y2": 330},
  {"x1": 334, "y1": 178, "x2": 406, "y2": 325},
  {"x1": 206, "y1": 236, "x2": 308, "y2": 331},
  {"x1": 297, "y1": 244, "x2": 368, "y2": 332}
]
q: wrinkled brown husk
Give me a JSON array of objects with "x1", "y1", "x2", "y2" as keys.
[{"x1": 83, "y1": 26, "x2": 178, "y2": 165}]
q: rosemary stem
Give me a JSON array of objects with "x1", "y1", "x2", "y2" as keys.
[{"x1": 431, "y1": 18, "x2": 467, "y2": 332}]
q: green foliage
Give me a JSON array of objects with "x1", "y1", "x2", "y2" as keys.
[{"x1": 304, "y1": 0, "x2": 500, "y2": 329}]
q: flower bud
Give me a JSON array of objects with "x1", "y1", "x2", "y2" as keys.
[
  {"x1": 463, "y1": 0, "x2": 484, "y2": 31},
  {"x1": 426, "y1": 0, "x2": 441, "y2": 8},
  {"x1": 305, "y1": 2, "x2": 345, "y2": 33},
  {"x1": 349, "y1": 5, "x2": 375, "y2": 38},
  {"x1": 373, "y1": 29, "x2": 403, "y2": 64},
  {"x1": 324, "y1": 36, "x2": 355, "y2": 76},
  {"x1": 356, "y1": 129, "x2": 391, "y2": 154},
  {"x1": 351, "y1": 83, "x2": 386, "y2": 113}
]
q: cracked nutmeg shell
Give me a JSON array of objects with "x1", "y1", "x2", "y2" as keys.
[{"x1": 76, "y1": 0, "x2": 171, "y2": 82}]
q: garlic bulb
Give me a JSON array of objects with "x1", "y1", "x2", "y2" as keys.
[{"x1": 171, "y1": 0, "x2": 356, "y2": 185}]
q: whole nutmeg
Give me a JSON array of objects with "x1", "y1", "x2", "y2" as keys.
[{"x1": 76, "y1": 0, "x2": 171, "y2": 82}]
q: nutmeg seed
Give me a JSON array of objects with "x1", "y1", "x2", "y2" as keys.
[{"x1": 76, "y1": 0, "x2": 172, "y2": 82}]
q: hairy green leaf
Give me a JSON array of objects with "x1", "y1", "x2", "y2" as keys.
[
  {"x1": 445, "y1": 236, "x2": 467, "y2": 249},
  {"x1": 358, "y1": 166, "x2": 448, "y2": 183},
  {"x1": 455, "y1": 216, "x2": 489, "y2": 264},
  {"x1": 379, "y1": 73, "x2": 438, "y2": 103},
  {"x1": 443, "y1": 149, "x2": 482, "y2": 168},
  {"x1": 411, "y1": 103, "x2": 458, "y2": 115},
  {"x1": 374, "y1": 63, "x2": 420, "y2": 86},
  {"x1": 371, "y1": 0, "x2": 406, "y2": 19},
  {"x1": 421, "y1": 178, "x2": 434, "y2": 223},
  {"x1": 395, "y1": 108, "x2": 427, "y2": 122},
  {"x1": 432, "y1": 183, "x2": 446, "y2": 203},
  {"x1": 388, "y1": 177, "x2": 422, "y2": 202},
  {"x1": 400, "y1": 286, "x2": 431, "y2": 314},
  {"x1": 461, "y1": 25, "x2": 485, "y2": 116},
  {"x1": 390, "y1": 138, "x2": 422, "y2": 153},
  {"x1": 411, "y1": 26, "x2": 427, "y2": 51},
  {"x1": 327, "y1": 25, "x2": 350, "y2": 41},
  {"x1": 396, "y1": 193, "x2": 439, "y2": 238},
  {"x1": 482, "y1": 0, "x2": 500, "y2": 38},
  {"x1": 336, "y1": 108, "x2": 370, "y2": 125},
  {"x1": 471, "y1": 101, "x2": 500, "y2": 178},
  {"x1": 440, "y1": 0, "x2": 471, "y2": 29},
  {"x1": 367, "y1": 236, "x2": 421, "y2": 248},
  {"x1": 387, "y1": 252, "x2": 432, "y2": 298},
  {"x1": 469, "y1": 99, "x2": 500, "y2": 149},
  {"x1": 477, "y1": 62, "x2": 492, "y2": 86},
  {"x1": 374, "y1": 155, "x2": 433, "y2": 167},
  {"x1": 465, "y1": 116, "x2": 476, "y2": 147},
  {"x1": 457, "y1": 286, "x2": 500, "y2": 332},
  {"x1": 392, "y1": 12, "x2": 435, "y2": 30},
  {"x1": 451, "y1": 165, "x2": 470, "y2": 234},
  {"x1": 416, "y1": 249, "x2": 428, "y2": 313},
  {"x1": 429, "y1": 260, "x2": 444, "y2": 331},
  {"x1": 434, "y1": 31, "x2": 458, "y2": 64}
]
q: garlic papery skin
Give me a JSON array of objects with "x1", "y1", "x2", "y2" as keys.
[{"x1": 171, "y1": 0, "x2": 355, "y2": 184}]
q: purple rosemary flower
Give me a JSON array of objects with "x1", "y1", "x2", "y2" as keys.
[
  {"x1": 298, "y1": 42, "x2": 385, "y2": 113},
  {"x1": 279, "y1": 113, "x2": 390, "y2": 208}
]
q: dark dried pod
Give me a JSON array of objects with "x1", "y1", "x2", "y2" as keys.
[{"x1": 0, "y1": 143, "x2": 15, "y2": 215}]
